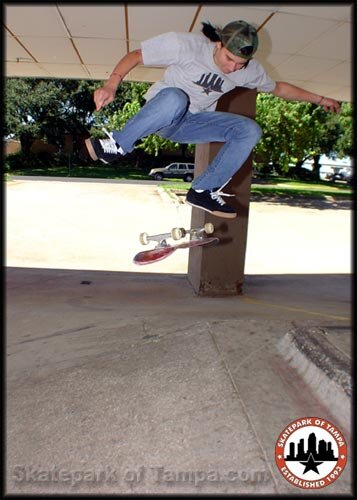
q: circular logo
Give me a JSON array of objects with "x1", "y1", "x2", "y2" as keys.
[{"x1": 275, "y1": 417, "x2": 347, "y2": 489}]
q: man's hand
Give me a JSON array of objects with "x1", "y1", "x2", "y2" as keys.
[
  {"x1": 94, "y1": 86, "x2": 116, "y2": 111},
  {"x1": 93, "y1": 50, "x2": 143, "y2": 111},
  {"x1": 319, "y1": 97, "x2": 341, "y2": 114}
]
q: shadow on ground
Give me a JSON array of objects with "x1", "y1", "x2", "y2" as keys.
[
  {"x1": 174, "y1": 190, "x2": 352, "y2": 210},
  {"x1": 6, "y1": 268, "x2": 351, "y2": 495},
  {"x1": 249, "y1": 193, "x2": 352, "y2": 210}
]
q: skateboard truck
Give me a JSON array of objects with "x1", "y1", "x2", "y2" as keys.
[
  {"x1": 134, "y1": 223, "x2": 218, "y2": 265},
  {"x1": 139, "y1": 222, "x2": 214, "y2": 247}
]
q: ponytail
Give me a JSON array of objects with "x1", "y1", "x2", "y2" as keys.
[{"x1": 201, "y1": 21, "x2": 221, "y2": 42}]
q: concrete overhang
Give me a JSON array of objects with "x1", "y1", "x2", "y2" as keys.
[{"x1": 4, "y1": 3, "x2": 353, "y2": 102}]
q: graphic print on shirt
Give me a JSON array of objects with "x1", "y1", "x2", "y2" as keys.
[{"x1": 193, "y1": 73, "x2": 225, "y2": 95}]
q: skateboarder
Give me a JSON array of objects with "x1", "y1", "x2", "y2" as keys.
[{"x1": 85, "y1": 20, "x2": 341, "y2": 219}]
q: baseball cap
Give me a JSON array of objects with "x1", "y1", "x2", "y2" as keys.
[{"x1": 218, "y1": 20, "x2": 258, "y2": 59}]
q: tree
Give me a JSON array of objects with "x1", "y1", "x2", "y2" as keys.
[
  {"x1": 4, "y1": 78, "x2": 194, "y2": 164},
  {"x1": 4, "y1": 78, "x2": 101, "y2": 156},
  {"x1": 255, "y1": 94, "x2": 353, "y2": 179},
  {"x1": 333, "y1": 102, "x2": 353, "y2": 158},
  {"x1": 5, "y1": 77, "x2": 351, "y2": 173}
]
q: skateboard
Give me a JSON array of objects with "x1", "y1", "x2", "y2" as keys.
[{"x1": 133, "y1": 223, "x2": 219, "y2": 265}]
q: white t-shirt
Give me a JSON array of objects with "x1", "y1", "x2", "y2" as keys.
[{"x1": 141, "y1": 32, "x2": 276, "y2": 113}]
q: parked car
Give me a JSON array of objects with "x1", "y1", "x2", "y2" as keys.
[
  {"x1": 149, "y1": 162, "x2": 195, "y2": 182},
  {"x1": 330, "y1": 167, "x2": 353, "y2": 184},
  {"x1": 302, "y1": 155, "x2": 353, "y2": 181}
]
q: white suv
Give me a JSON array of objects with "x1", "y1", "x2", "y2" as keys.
[{"x1": 149, "y1": 162, "x2": 195, "y2": 182}]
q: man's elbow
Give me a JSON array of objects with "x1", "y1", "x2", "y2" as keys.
[
  {"x1": 270, "y1": 81, "x2": 284, "y2": 97},
  {"x1": 130, "y1": 49, "x2": 143, "y2": 65}
]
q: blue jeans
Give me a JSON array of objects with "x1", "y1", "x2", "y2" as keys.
[{"x1": 112, "y1": 88, "x2": 262, "y2": 190}]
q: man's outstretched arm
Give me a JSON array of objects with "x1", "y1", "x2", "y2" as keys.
[{"x1": 270, "y1": 81, "x2": 341, "y2": 113}]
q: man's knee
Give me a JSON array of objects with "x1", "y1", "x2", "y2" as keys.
[
  {"x1": 228, "y1": 116, "x2": 262, "y2": 145},
  {"x1": 157, "y1": 88, "x2": 190, "y2": 116},
  {"x1": 246, "y1": 118, "x2": 262, "y2": 143}
]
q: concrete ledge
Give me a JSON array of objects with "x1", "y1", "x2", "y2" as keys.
[{"x1": 277, "y1": 327, "x2": 351, "y2": 432}]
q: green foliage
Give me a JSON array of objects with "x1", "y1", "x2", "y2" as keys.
[
  {"x1": 334, "y1": 102, "x2": 353, "y2": 157},
  {"x1": 255, "y1": 94, "x2": 353, "y2": 174},
  {"x1": 109, "y1": 100, "x2": 142, "y2": 129},
  {"x1": 4, "y1": 151, "x2": 53, "y2": 171},
  {"x1": 4, "y1": 77, "x2": 352, "y2": 173},
  {"x1": 4, "y1": 78, "x2": 101, "y2": 157}
]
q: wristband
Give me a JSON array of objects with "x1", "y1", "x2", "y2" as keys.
[
  {"x1": 317, "y1": 96, "x2": 324, "y2": 105},
  {"x1": 110, "y1": 72, "x2": 123, "y2": 80}
]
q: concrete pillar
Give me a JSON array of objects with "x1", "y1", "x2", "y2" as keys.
[{"x1": 187, "y1": 87, "x2": 257, "y2": 296}]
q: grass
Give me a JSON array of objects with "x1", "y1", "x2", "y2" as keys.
[
  {"x1": 160, "y1": 180, "x2": 190, "y2": 192},
  {"x1": 6, "y1": 165, "x2": 352, "y2": 199},
  {"x1": 5, "y1": 164, "x2": 151, "y2": 181},
  {"x1": 164, "y1": 177, "x2": 352, "y2": 199},
  {"x1": 250, "y1": 179, "x2": 352, "y2": 198}
]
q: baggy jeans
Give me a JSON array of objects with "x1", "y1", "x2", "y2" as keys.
[{"x1": 111, "y1": 87, "x2": 262, "y2": 190}]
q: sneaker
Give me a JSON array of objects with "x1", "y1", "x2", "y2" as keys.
[
  {"x1": 85, "y1": 128, "x2": 124, "y2": 164},
  {"x1": 186, "y1": 187, "x2": 237, "y2": 218}
]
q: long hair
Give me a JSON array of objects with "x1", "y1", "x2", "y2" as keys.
[{"x1": 201, "y1": 21, "x2": 221, "y2": 42}]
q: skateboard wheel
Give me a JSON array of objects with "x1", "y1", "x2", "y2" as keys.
[
  {"x1": 204, "y1": 223, "x2": 214, "y2": 234},
  {"x1": 139, "y1": 232, "x2": 149, "y2": 245},
  {"x1": 171, "y1": 227, "x2": 185, "y2": 240}
]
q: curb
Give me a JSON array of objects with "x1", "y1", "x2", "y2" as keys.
[
  {"x1": 277, "y1": 327, "x2": 351, "y2": 432},
  {"x1": 157, "y1": 186, "x2": 182, "y2": 206}
]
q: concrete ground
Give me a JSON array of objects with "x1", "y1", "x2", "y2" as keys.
[{"x1": 5, "y1": 177, "x2": 352, "y2": 495}]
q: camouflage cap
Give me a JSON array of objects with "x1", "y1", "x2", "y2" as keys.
[{"x1": 218, "y1": 20, "x2": 258, "y2": 59}]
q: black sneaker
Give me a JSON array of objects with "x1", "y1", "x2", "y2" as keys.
[
  {"x1": 186, "y1": 188, "x2": 237, "y2": 218},
  {"x1": 85, "y1": 128, "x2": 123, "y2": 164}
]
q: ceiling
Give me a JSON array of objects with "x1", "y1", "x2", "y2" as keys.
[{"x1": 4, "y1": 3, "x2": 353, "y2": 102}]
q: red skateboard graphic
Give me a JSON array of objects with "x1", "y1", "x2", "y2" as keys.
[{"x1": 133, "y1": 223, "x2": 219, "y2": 265}]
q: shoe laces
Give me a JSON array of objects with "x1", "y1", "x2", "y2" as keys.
[
  {"x1": 100, "y1": 127, "x2": 119, "y2": 154},
  {"x1": 210, "y1": 189, "x2": 235, "y2": 206}
]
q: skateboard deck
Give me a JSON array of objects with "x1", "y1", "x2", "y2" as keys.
[
  {"x1": 133, "y1": 223, "x2": 219, "y2": 265},
  {"x1": 134, "y1": 237, "x2": 219, "y2": 265}
]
